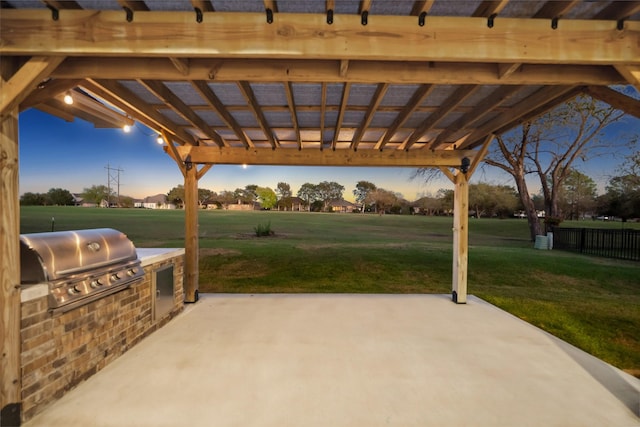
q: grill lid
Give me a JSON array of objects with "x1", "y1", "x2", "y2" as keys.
[{"x1": 20, "y1": 228, "x2": 138, "y2": 283}]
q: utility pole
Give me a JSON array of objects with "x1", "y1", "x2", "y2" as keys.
[{"x1": 105, "y1": 163, "x2": 123, "y2": 207}]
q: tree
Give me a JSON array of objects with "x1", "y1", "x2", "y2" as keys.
[
  {"x1": 82, "y1": 185, "x2": 111, "y2": 205},
  {"x1": 218, "y1": 190, "x2": 237, "y2": 209},
  {"x1": 20, "y1": 192, "x2": 46, "y2": 206},
  {"x1": 484, "y1": 96, "x2": 632, "y2": 240},
  {"x1": 47, "y1": 188, "x2": 74, "y2": 206},
  {"x1": 276, "y1": 182, "x2": 293, "y2": 210},
  {"x1": 244, "y1": 185, "x2": 258, "y2": 202},
  {"x1": 365, "y1": 188, "x2": 398, "y2": 214},
  {"x1": 276, "y1": 182, "x2": 292, "y2": 199},
  {"x1": 167, "y1": 185, "x2": 185, "y2": 208},
  {"x1": 297, "y1": 183, "x2": 319, "y2": 211},
  {"x1": 353, "y1": 181, "x2": 377, "y2": 212},
  {"x1": 198, "y1": 188, "x2": 213, "y2": 207},
  {"x1": 119, "y1": 196, "x2": 134, "y2": 208},
  {"x1": 602, "y1": 175, "x2": 640, "y2": 220},
  {"x1": 469, "y1": 183, "x2": 519, "y2": 218},
  {"x1": 558, "y1": 170, "x2": 597, "y2": 220},
  {"x1": 437, "y1": 188, "x2": 454, "y2": 214},
  {"x1": 316, "y1": 181, "x2": 345, "y2": 211},
  {"x1": 256, "y1": 187, "x2": 277, "y2": 209},
  {"x1": 600, "y1": 153, "x2": 640, "y2": 220},
  {"x1": 413, "y1": 194, "x2": 445, "y2": 216}
]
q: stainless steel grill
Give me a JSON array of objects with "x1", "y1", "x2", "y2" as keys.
[{"x1": 20, "y1": 228, "x2": 144, "y2": 313}]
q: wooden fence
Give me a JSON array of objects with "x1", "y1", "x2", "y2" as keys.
[{"x1": 552, "y1": 227, "x2": 640, "y2": 261}]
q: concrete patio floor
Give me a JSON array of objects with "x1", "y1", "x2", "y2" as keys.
[{"x1": 24, "y1": 294, "x2": 640, "y2": 427}]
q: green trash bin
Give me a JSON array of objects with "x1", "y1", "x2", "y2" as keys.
[{"x1": 534, "y1": 235, "x2": 548, "y2": 250}]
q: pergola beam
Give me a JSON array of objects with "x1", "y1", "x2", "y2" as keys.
[
  {"x1": 583, "y1": 86, "x2": 640, "y2": 118},
  {"x1": 2, "y1": 11, "x2": 639, "y2": 65},
  {"x1": 0, "y1": 56, "x2": 66, "y2": 116},
  {"x1": 20, "y1": 78, "x2": 82, "y2": 111},
  {"x1": 173, "y1": 146, "x2": 478, "y2": 167},
  {"x1": 614, "y1": 65, "x2": 640, "y2": 91},
  {"x1": 83, "y1": 79, "x2": 194, "y2": 145},
  {"x1": 51, "y1": 58, "x2": 627, "y2": 86}
]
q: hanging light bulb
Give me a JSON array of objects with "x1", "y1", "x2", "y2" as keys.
[
  {"x1": 156, "y1": 135, "x2": 164, "y2": 144},
  {"x1": 123, "y1": 124, "x2": 131, "y2": 133},
  {"x1": 63, "y1": 93, "x2": 73, "y2": 105}
]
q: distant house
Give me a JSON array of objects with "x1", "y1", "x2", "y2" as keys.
[
  {"x1": 277, "y1": 196, "x2": 305, "y2": 212},
  {"x1": 134, "y1": 194, "x2": 176, "y2": 209},
  {"x1": 328, "y1": 199, "x2": 358, "y2": 213},
  {"x1": 72, "y1": 193, "x2": 97, "y2": 207},
  {"x1": 225, "y1": 199, "x2": 260, "y2": 211}
]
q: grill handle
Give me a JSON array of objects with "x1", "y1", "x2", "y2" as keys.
[{"x1": 56, "y1": 255, "x2": 137, "y2": 276}]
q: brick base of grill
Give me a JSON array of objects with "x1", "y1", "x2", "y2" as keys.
[{"x1": 19, "y1": 251, "x2": 184, "y2": 423}]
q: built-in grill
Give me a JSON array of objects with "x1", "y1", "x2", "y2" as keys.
[{"x1": 20, "y1": 228, "x2": 144, "y2": 313}]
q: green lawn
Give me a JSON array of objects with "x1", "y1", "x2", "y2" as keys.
[{"x1": 20, "y1": 206, "x2": 640, "y2": 376}]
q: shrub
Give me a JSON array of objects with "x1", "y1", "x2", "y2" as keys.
[{"x1": 254, "y1": 221, "x2": 274, "y2": 237}]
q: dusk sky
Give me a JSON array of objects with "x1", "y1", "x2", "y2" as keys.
[{"x1": 18, "y1": 106, "x2": 639, "y2": 202}]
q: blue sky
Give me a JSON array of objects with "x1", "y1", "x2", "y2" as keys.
[
  {"x1": 18, "y1": 107, "x2": 639, "y2": 202},
  {"x1": 18, "y1": 110, "x2": 447, "y2": 201}
]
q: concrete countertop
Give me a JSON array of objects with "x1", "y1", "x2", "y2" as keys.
[
  {"x1": 136, "y1": 248, "x2": 185, "y2": 267},
  {"x1": 20, "y1": 248, "x2": 185, "y2": 303}
]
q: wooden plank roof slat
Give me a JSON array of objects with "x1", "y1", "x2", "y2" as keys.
[
  {"x1": 375, "y1": 84, "x2": 433, "y2": 151},
  {"x1": 461, "y1": 85, "x2": 579, "y2": 148},
  {"x1": 432, "y1": 85, "x2": 523, "y2": 148},
  {"x1": 332, "y1": 82, "x2": 351, "y2": 151},
  {"x1": 351, "y1": 83, "x2": 389, "y2": 151},
  {"x1": 191, "y1": 80, "x2": 253, "y2": 148},
  {"x1": 284, "y1": 81, "x2": 302, "y2": 150},
  {"x1": 140, "y1": 79, "x2": 226, "y2": 147},
  {"x1": 237, "y1": 81, "x2": 279, "y2": 149},
  {"x1": 402, "y1": 85, "x2": 479, "y2": 151}
]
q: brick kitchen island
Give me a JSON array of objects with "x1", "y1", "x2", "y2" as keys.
[{"x1": 19, "y1": 248, "x2": 185, "y2": 422}]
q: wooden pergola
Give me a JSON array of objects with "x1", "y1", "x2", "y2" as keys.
[{"x1": 1, "y1": 0, "x2": 639, "y2": 423}]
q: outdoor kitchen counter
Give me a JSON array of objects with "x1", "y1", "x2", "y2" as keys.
[
  {"x1": 19, "y1": 246, "x2": 186, "y2": 422},
  {"x1": 19, "y1": 248, "x2": 185, "y2": 303},
  {"x1": 137, "y1": 247, "x2": 185, "y2": 267}
]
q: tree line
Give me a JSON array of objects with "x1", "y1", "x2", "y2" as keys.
[{"x1": 20, "y1": 165, "x2": 639, "y2": 223}]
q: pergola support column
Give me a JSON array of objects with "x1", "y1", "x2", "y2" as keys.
[
  {"x1": 0, "y1": 63, "x2": 22, "y2": 425},
  {"x1": 451, "y1": 171, "x2": 469, "y2": 304},
  {"x1": 183, "y1": 163, "x2": 199, "y2": 303}
]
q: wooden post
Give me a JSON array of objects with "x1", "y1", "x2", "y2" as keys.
[
  {"x1": 183, "y1": 163, "x2": 199, "y2": 303},
  {"x1": 452, "y1": 171, "x2": 469, "y2": 304},
  {"x1": 0, "y1": 63, "x2": 22, "y2": 425}
]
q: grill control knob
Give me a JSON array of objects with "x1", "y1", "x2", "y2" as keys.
[
  {"x1": 73, "y1": 285, "x2": 82, "y2": 293},
  {"x1": 111, "y1": 273, "x2": 121, "y2": 281},
  {"x1": 90, "y1": 279, "x2": 103, "y2": 288},
  {"x1": 127, "y1": 268, "x2": 138, "y2": 277},
  {"x1": 67, "y1": 288, "x2": 76, "y2": 295}
]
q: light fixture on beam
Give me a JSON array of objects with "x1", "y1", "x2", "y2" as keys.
[
  {"x1": 156, "y1": 134, "x2": 164, "y2": 144},
  {"x1": 123, "y1": 124, "x2": 131, "y2": 133},
  {"x1": 63, "y1": 92, "x2": 73, "y2": 105},
  {"x1": 461, "y1": 157, "x2": 470, "y2": 174}
]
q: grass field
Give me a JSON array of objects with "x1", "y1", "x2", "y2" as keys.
[{"x1": 20, "y1": 206, "x2": 640, "y2": 376}]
